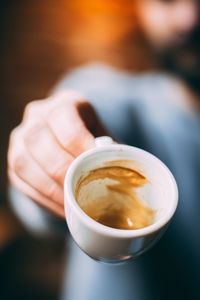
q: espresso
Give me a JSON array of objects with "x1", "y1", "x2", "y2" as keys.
[{"x1": 75, "y1": 165, "x2": 155, "y2": 230}]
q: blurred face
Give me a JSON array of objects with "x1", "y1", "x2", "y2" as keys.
[{"x1": 135, "y1": 0, "x2": 200, "y2": 82}]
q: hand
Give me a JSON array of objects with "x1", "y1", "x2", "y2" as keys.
[{"x1": 8, "y1": 91, "x2": 107, "y2": 218}]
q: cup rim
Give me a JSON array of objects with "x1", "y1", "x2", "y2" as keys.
[{"x1": 64, "y1": 144, "x2": 178, "y2": 238}]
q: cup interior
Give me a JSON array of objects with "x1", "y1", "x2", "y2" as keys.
[{"x1": 69, "y1": 145, "x2": 178, "y2": 228}]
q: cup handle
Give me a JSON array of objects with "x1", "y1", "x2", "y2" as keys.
[{"x1": 95, "y1": 136, "x2": 114, "y2": 147}]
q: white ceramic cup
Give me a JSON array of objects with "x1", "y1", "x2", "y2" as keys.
[{"x1": 64, "y1": 137, "x2": 178, "y2": 263}]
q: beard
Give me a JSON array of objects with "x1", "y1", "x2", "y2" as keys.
[{"x1": 158, "y1": 27, "x2": 200, "y2": 93}]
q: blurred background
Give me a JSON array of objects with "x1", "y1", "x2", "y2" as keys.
[{"x1": 1, "y1": 0, "x2": 200, "y2": 299}]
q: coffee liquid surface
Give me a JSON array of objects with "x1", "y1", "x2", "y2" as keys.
[{"x1": 76, "y1": 166, "x2": 155, "y2": 230}]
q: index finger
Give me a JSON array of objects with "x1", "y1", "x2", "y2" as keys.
[{"x1": 46, "y1": 100, "x2": 95, "y2": 157}]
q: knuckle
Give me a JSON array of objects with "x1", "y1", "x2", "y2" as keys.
[
  {"x1": 23, "y1": 99, "x2": 47, "y2": 119},
  {"x1": 8, "y1": 127, "x2": 24, "y2": 167},
  {"x1": 46, "y1": 182, "x2": 59, "y2": 200},
  {"x1": 23, "y1": 101, "x2": 38, "y2": 117},
  {"x1": 8, "y1": 127, "x2": 19, "y2": 146},
  {"x1": 23, "y1": 120, "x2": 44, "y2": 145},
  {"x1": 46, "y1": 102, "x2": 61, "y2": 120},
  {"x1": 12, "y1": 152, "x2": 27, "y2": 175},
  {"x1": 50, "y1": 161, "x2": 70, "y2": 182},
  {"x1": 63, "y1": 125, "x2": 88, "y2": 155},
  {"x1": 63, "y1": 126, "x2": 82, "y2": 148}
]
